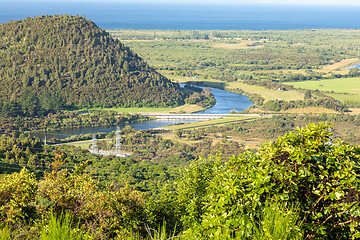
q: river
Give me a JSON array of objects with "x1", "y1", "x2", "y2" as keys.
[
  {"x1": 32, "y1": 85, "x2": 253, "y2": 139},
  {"x1": 191, "y1": 85, "x2": 253, "y2": 114},
  {"x1": 347, "y1": 64, "x2": 360, "y2": 69}
]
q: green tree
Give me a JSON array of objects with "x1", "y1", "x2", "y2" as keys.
[
  {"x1": 20, "y1": 89, "x2": 39, "y2": 116},
  {"x1": 175, "y1": 123, "x2": 360, "y2": 239},
  {"x1": 0, "y1": 168, "x2": 38, "y2": 225},
  {"x1": 174, "y1": 129, "x2": 183, "y2": 138},
  {"x1": 304, "y1": 89, "x2": 312, "y2": 100}
]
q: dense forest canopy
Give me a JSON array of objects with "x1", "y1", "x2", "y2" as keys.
[{"x1": 0, "y1": 15, "x2": 187, "y2": 117}]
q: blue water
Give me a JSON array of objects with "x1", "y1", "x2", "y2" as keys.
[
  {"x1": 1, "y1": 2, "x2": 360, "y2": 30},
  {"x1": 31, "y1": 119, "x2": 197, "y2": 140},
  {"x1": 187, "y1": 85, "x2": 253, "y2": 114},
  {"x1": 348, "y1": 64, "x2": 360, "y2": 69},
  {"x1": 31, "y1": 85, "x2": 253, "y2": 139}
]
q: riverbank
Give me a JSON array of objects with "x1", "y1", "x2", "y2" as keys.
[
  {"x1": 76, "y1": 104, "x2": 206, "y2": 115},
  {"x1": 29, "y1": 84, "x2": 253, "y2": 140}
]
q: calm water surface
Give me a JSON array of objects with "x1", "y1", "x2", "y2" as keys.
[
  {"x1": 32, "y1": 85, "x2": 253, "y2": 139},
  {"x1": 193, "y1": 86, "x2": 253, "y2": 114},
  {"x1": 31, "y1": 119, "x2": 196, "y2": 140},
  {"x1": 1, "y1": 2, "x2": 360, "y2": 30}
]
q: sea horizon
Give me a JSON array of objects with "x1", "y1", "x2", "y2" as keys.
[{"x1": 1, "y1": 2, "x2": 360, "y2": 30}]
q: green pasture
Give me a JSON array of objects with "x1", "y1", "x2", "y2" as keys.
[
  {"x1": 110, "y1": 29, "x2": 360, "y2": 85},
  {"x1": 55, "y1": 140, "x2": 92, "y2": 149},
  {"x1": 285, "y1": 77, "x2": 360, "y2": 95},
  {"x1": 71, "y1": 143, "x2": 91, "y2": 149},
  {"x1": 227, "y1": 81, "x2": 304, "y2": 102},
  {"x1": 325, "y1": 92, "x2": 360, "y2": 105},
  {"x1": 165, "y1": 116, "x2": 259, "y2": 130}
]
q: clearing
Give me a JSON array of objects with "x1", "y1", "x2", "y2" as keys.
[
  {"x1": 285, "y1": 77, "x2": 360, "y2": 95},
  {"x1": 164, "y1": 116, "x2": 260, "y2": 130},
  {"x1": 282, "y1": 107, "x2": 338, "y2": 114},
  {"x1": 212, "y1": 40, "x2": 265, "y2": 49},
  {"x1": 227, "y1": 81, "x2": 304, "y2": 102}
]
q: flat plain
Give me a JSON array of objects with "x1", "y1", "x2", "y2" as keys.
[{"x1": 285, "y1": 77, "x2": 360, "y2": 95}]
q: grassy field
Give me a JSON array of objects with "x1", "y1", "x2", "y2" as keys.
[
  {"x1": 110, "y1": 29, "x2": 360, "y2": 86},
  {"x1": 159, "y1": 134, "x2": 204, "y2": 146},
  {"x1": 325, "y1": 92, "x2": 360, "y2": 104},
  {"x1": 282, "y1": 107, "x2": 338, "y2": 114},
  {"x1": 285, "y1": 77, "x2": 360, "y2": 95},
  {"x1": 319, "y1": 58, "x2": 359, "y2": 72},
  {"x1": 164, "y1": 116, "x2": 259, "y2": 130},
  {"x1": 258, "y1": 58, "x2": 359, "y2": 76},
  {"x1": 347, "y1": 108, "x2": 360, "y2": 115},
  {"x1": 212, "y1": 40, "x2": 265, "y2": 50},
  {"x1": 58, "y1": 139, "x2": 114, "y2": 150},
  {"x1": 227, "y1": 81, "x2": 304, "y2": 102},
  {"x1": 159, "y1": 133, "x2": 262, "y2": 148},
  {"x1": 169, "y1": 77, "x2": 304, "y2": 103},
  {"x1": 57, "y1": 140, "x2": 92, "y2": 149}
]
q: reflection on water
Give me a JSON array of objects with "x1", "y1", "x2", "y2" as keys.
[
  {"x1": 31, "y1": 119, "x2": 196, "y2": 139},
  {"x1": 347, "y1": 64, "x2": 360, "y2": 69},
  {"x1": 31, "y1": 84, "x2": 253, "y2": 139},
  {"x1": 191, "y1": 85, "x2": 253, "y2": 114}
]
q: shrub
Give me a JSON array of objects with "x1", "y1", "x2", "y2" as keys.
[
  {"x1": 0, "y1": 168, "x2": 37, "y2": 225},
  {"x1": 175, "y1": 122, "x2": 360, "y2": 239}
]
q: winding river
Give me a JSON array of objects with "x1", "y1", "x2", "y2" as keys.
[{"x1": 33, "y1": 85, "x2": 253, "y2": 139}]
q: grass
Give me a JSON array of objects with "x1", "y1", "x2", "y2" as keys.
[
  {"x1": 282, "y1": 107, "x2": 338, "y2": 114},
  {"x1": 347, "y1": 108, "x2": 360, "y2": 115},
  {"x1": 285, "y1": 77, "x2": 360, "y2": 95},
  {"x1": 158, "y1": 134, "x2": 204, "y2": 146},
  {"x1": 253, "y1": 201, "x2": 303, "y2": 240},
  {"x1": 40, "y1": 211, "x2": 93, "y2": 240},
  {"x1": 159, "y1": 131, "x2": 262, "y2": 148},
  {"x1": 324, "y1": 92, "x2": 360, "y2": 104},
  {"x1": 68, "y1": 142, "x2": 91, "y2": 149},
  {"x1": 164, "y1": 116, "x2": 259, "y2": 130},
  {"x1": 59, "y1": 139, "x2": 114, "y2": 149},
  {"x1": 256, "y1": 58, "x2": 358, "y2": 76},
  {"x1": 319, "y1": 58, "x2": 359, "y2": 71},
  {"x1": 212, "y1": 40, "x2": 265, "y2": 50},
  {"x1": 227, "y1": 81, "x2": 304, "y2": 102},
  {"x1": 0, "y1": 225, "x2": 11, "y2": 240}
]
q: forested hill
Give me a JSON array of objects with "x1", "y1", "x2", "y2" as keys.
[{"x1": 0, "y1": 15, "x2": 185, "y2": 116}]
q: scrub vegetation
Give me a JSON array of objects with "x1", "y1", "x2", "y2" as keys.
[
  {"x1": 1, "y1": 16, "x2": 360, "y2": 239},
  {"x1": 111, "y1": 29, "x2": 360, "y2": 112}
]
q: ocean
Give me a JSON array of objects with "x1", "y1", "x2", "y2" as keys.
[{"x1": 1, "y1": 2, "x2": 360, "y2": 30}]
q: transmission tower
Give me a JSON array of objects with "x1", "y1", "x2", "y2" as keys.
[
  {"x1": 90, "y1": 133, "x2": 99, "y2": 153},
  {"x1": 115, "y1": 126, "x2": 121, "y2": 154}
]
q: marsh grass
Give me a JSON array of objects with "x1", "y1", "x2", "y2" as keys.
[
  {"x1": 253, "y1": 201, "x2": 303, "y2": 240},
  {"x1": 0, "y1": 225, "x2": 11, "y2": 240},
  {"x1": 143, "y1": 221, "x2": 180, "y2": 240},
  {"x1": 40, "y1": 211, "x2": 93, "y2": 240}
]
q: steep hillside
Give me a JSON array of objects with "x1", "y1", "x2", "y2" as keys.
[{"x1": 0, "y1": 15, "x2": 185, "y2": 116}]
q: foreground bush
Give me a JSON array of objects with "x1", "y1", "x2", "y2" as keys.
[
  {"x1": 173, "y1": 122, "x2": 360, "y2": 239},
  {"x1": 0, "y1": 158, "x2": 146, "y2": 238},
  {"x1": 0, "y1": 122, "x2": 359, "y2": 239}
]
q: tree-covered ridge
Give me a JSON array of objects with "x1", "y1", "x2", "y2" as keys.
[{"x1": 0, "y1": 15, "x2": 186, "y2": 116}]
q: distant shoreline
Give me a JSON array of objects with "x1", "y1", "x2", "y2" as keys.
[{"x1": 1, "y1": 3, "x2": 360, "y2": 31}]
